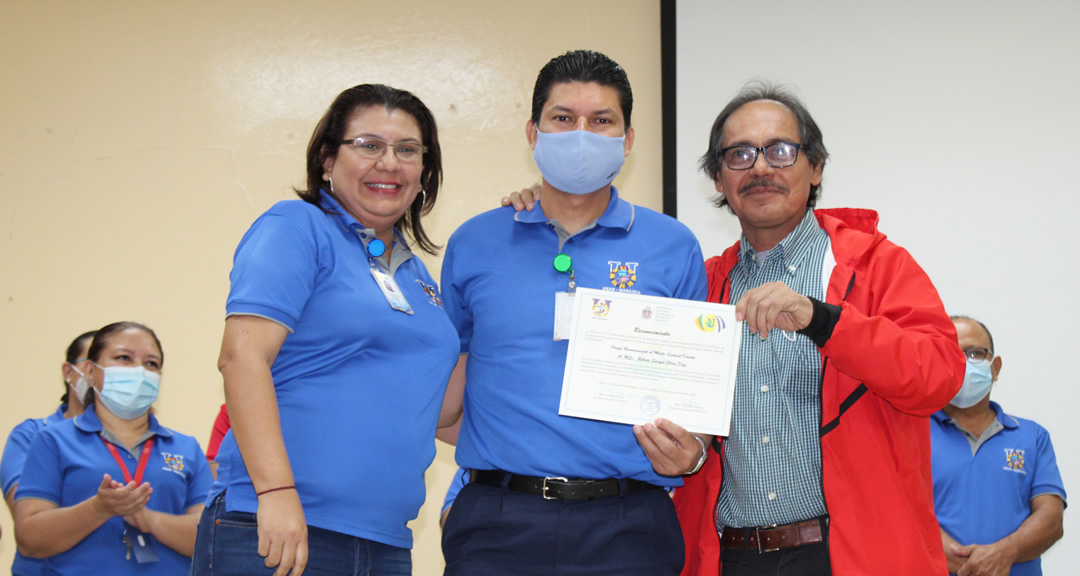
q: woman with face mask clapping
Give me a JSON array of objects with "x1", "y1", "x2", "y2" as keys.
[{"x1": 12, "y1": 322, "x2": 212, "y2": 575}]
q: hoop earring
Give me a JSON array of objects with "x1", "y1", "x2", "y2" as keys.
[
  {"x1": 418, "y1": 188, "x2": 427, "y2": 209},
  {"x1": 324, "y1": 175, "x2": 334, "y2": 195}
]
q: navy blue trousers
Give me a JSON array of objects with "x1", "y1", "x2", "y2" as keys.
[{"x1": 442, "y1": 481, "x2": 683, "y2": 576}]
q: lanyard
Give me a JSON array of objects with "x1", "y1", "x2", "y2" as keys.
[{"x1": 101, "y1": 436, "x2": 154, "y2": 485}]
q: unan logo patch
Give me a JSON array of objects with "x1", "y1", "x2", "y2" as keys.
[
  {"x1": 1004, "y1": 448, "x2": 1026, "y2": 473},
  {"x1": 415, "y1": 280, "x2": 443, "y2": 306},
  {"x1": 608, "y1": 261, "x2": 638, "y2": 289},
  {"x1": 162, "y1": 452, "x2": 185, "y2": 473}
]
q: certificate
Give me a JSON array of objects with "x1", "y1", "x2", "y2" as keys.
[{"x1": 558, "y1": 288, "x2": 742, "y2": 437}]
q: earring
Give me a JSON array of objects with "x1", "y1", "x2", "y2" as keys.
[
  {"x1": 324, "y1": 174, "x2": 335, "y2": 195},
  {"x1": 418, "y1": 188, "x2": 427, "y2": 209}
]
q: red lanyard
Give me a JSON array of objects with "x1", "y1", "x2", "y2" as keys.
[{"x1": 101, "y1": 436, "x2": 154, "y2": 485}]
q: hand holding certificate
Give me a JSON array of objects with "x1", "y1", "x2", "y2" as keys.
[{"x1": 559, "y1": 288, "x2": 742, "y2": 437}]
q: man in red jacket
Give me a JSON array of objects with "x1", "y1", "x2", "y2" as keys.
[{"x1": 672, "y1": 83, "x2": 966, "y2": 576}]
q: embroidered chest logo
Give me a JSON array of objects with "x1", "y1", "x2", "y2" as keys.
[
  {"x1": 1003, "y1": 449, "x2": 1026, "y2": 474},
  {"x1": 592, "y1": 298, "x2": 612, "y2": 317},
  {"x1": 608, "y1": 261, "x2": 638, "y2": 289},
  {"x1": 415, "y1": 280, "x2": 443, "y2": 307},
  {"x1": 162, "y1": 452, "x2": 185, "y2": 475}
]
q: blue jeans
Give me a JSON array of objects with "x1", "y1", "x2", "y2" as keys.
[{"x1": 191, "y1": 492, "x2": 411, "y2": 576}]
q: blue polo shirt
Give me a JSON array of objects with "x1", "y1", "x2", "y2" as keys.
[
  {"x1": 215, "y1": 190, "x2": 459, "y2": 548},
  {"x1": 441, "y1": 188, "x2": 707, "y2": 486},
  {"x1": 15, "y1": 405, "x2": 211, "y2": 576},
  {"x1": 932, "y1": 402, "x2": 1067, "y2": 576},
  {"x1": 2, "y1": 405, "x2": 67, "y2": 576}
]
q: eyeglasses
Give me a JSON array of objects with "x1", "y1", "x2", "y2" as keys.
[
  {"x1": 963, "y1": 347, "x2": 994, "y2": 364},
  {"x1": 719, "y1": 142, "x2": 802, "y2": 171},
  {"x1": 340, "y1": 136, "x2": 427, "y2": 163}
]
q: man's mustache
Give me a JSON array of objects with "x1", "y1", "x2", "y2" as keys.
[{"x1": 738, "y1": 178, "x2": 787, "y2": 195}]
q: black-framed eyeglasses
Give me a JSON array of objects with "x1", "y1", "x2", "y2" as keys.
[
  {"x1": 719, "y1": 142, "x2": 802, "y2": 171},
  {"x1": 963, "y1": 347, "x2": 994, "y2": 364},
  {"x1": 340, "y1": 136, "x2": 427, "y2": 163}
]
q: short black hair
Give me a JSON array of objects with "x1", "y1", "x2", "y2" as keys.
[
  {"x1": 950, "y1": 315, "x2": 995, "y2": 354},
  {"x1": 701, "y1": 81, "x2": 828, "y2": 211},
  {"x1": 531, "y1": 50, "x2": 633, "y2": 128}
]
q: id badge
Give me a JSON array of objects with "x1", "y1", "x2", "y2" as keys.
[
  {"x1": 370, "y1": 266, "x2": 414, "y2": 314},
  {"x1": 553, "y1": 292, "x2": 576, "y2": 341},
  {"x1": 124, "y1": 527, "x2": 159, "y2": 564}
]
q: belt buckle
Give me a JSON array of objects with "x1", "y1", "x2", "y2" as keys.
[
  {"x1": 756, "y1": 523, "x2": 780, "y2": 553},
  {"x1": 542, "y1": 476, "x2": 569, "y2": 500}
]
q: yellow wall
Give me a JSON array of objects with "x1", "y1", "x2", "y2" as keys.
[{"x1": 0, "y1": 1, "x2": 662, "y2": 573}]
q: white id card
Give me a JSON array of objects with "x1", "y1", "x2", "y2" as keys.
[
  {"x1": 553, "y1": 292, "x2": 575, "y2": 340},
  {"x1": 370, "y1": 266, "x2": 413, "y2": 314}
]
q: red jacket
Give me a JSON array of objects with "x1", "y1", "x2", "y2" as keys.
[{"x1": 673, "y1": 208, "x2": 964, "y2": 576}]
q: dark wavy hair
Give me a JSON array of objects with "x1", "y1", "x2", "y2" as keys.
[
  {"x1": 531, "y1": 50, "x2": 633, "y2": 129},
  {"x1": 60, "y1": 330, "x2": 97, "y2": 404},
  {"x1": 701, "y1": 81, "x2": 829, "y2": 211},
  {"x1": 295, "y1": 84, "x2": 443, "y2": 255}
]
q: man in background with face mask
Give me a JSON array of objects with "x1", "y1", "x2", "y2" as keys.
[
  {"x1": 438, "y1": 50, "x2": 707, "y2": 575},
  {"x1": 932, "y1": 316, "x2": 1066, "y2": 576}
]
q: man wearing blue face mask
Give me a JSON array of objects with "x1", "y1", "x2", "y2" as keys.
[
  {"x1": 439, "y1": 50, "x2": 707, "y2": 575},
  {"x1": 932, "y1": 316, "x2": 1066, "y2": 576}
]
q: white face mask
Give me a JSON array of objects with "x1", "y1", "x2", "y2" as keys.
[{"x1": 67, "y1": 364, "x2": 91, "y2": 405}]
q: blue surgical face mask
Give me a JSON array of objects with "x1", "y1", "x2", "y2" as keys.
[
  {"x1": 533, "y1": 129, "x2": 626, "y2": 195},
  {"x1": 94, "y1": 364, "x2": 161, "y2": 420},
  {"x1": 950, "y1": 360, "x2": 993, "y2": 409}
]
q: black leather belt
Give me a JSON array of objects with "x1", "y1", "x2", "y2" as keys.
[{"x1": 469, "y1": 469, "x2": 663, "y2": 500}]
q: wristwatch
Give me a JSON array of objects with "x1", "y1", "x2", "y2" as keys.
[{"x1": 686, "y1": 434, "x2": 708, "y2": 475}]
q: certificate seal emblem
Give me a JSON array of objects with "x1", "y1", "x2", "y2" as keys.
[{"x1": 640, "y1": 395, "x2": 661, "y2": 417}]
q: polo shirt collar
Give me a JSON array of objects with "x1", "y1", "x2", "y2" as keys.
[
  {"x1": 738, "y1": 208, "x2": 820, "y2": 267},
  {"x1": 990, "y1": 400, "x2": 1019, "y2": 429},
  {"x1": 932, "y1": 400, "x2": 1018, "y2": 430},
  {"x1": 514, "y1": 186, "x2": 635, "y2": 232},
  {"x1": 74, "y1": 404, "x2": 172, "y2": 438},
  {"x1": 45, "y1": 404, "x2": 67, "y2": 426},
  {"x1": 319, "y1": 189, "x2": 414, "y2": 271},
  {"x1": 320, "y1": 188, "x2": 362, "y2": 231}
]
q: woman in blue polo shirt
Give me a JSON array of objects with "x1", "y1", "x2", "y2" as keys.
[
  {"x1": 1, "y1": 330, "x2": 95, "y2": 576},
  {"x1": 13, "y1": 322, "x2": 212, "y2": 575},
  {"x1": 191, "y1": 84, "x2": 460, "y2": 576}
]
